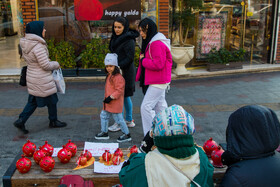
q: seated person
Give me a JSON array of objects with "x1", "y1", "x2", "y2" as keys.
[
  {"x1": 119, "y1": 105, "x2": 214, "y2": 187},
  {"x1": 220, "y1": 105, "x2": 280, "y2": 187}
]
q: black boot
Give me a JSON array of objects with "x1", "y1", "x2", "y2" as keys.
[
  {"x1": 49, "y1": 120, "x2": 67, "y2": 128},
  {"x1": 13, "y1": 118, "x2": 29, "y2": 134}
]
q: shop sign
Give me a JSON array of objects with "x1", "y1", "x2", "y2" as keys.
[{"x1": 74, "y1": 0, "x2": 141, "y2": 21}]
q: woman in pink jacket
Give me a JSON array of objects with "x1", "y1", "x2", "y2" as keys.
[
  {"x1": 95, "y1": 53, "x2": 131, "y2": 142},
  {"x1": 13, "y1": 21, "x2": 67, "y2": 134},
  {"x1": 136, "y1": 18, "x2": 172, "y2": 135}
]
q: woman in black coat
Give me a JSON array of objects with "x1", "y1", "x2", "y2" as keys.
[
  {"x1": 220, "y1": 105, "x2": 280, "y2": 187},
  {"x1": 108, "y1": 16, "x2": 139, "y2": 132}
]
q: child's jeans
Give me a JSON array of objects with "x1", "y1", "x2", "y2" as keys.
[{"x1": 100, "y1": 110, "x2": 129, "y2": 134}]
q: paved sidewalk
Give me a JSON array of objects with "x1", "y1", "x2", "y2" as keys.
[
  {"x1": 1, "y1": 70, "x2": 280, "y2": 186},
  {"x1": 1, "y1": 64, "x2": 280, "y2": 83}
]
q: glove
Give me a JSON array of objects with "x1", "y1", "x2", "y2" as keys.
[{"x1": 103, "y1": 96, "x2": 113, "y2": 103}]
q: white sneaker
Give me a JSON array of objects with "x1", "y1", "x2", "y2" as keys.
[
  {"x1": 126, "y1": 120, "x2": 135, "y2": 128},
  {"x1": 108, "y1": 123, "x2": 121, "y2": 132}
]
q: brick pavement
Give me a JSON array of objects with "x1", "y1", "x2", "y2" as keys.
[{"x1": 1, "y1": 71, "x2": 280, "y2": 186}]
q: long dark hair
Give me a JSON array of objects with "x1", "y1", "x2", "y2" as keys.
[
  {"x1": 138, "y1": 18, "x2": 158, "y2": 53},
  {"x1": 105, "y1": 66, "x2": 121, "y2": 82}
]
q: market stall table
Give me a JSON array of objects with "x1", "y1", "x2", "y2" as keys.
[{"x1": 3, "y1": 149, "x2": 227, "y2": 187}]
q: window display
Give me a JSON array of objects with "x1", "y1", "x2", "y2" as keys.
[{"x1": 169, "y1": 0, "x2": 275, "y2": 64}]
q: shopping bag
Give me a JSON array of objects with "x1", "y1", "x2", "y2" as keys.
[{"x1": 52, "y1": 68, "x2": 66, "y2": 94}]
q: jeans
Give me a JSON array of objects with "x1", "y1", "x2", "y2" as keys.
[
  {"x1": 100, "y1": 110, "x2": 129, "y2": 134},
  {"x1": 19, "y1": 97, "x2": 57, "y2": 123},
  {"x1": 123, "y1": 96, "x2": 133, "y2": 122},
  {"x1": 140, "y1": 86, "x2": 167, "y2": 135}
]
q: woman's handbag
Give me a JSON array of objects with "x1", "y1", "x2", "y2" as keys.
[
  {"x1": 19, "y1": 66, "x2": 27, "y2": 86},
  {"x1": 52, "y1": 68, "x2": 66, "y2": 94}
]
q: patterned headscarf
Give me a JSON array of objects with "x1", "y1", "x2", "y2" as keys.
[
  {"x1": 152, "y1": 105, "x2": 195, "y2": 137},
  {"x1": 152, "y1": 105, "x2": 196, "y2": 159}
]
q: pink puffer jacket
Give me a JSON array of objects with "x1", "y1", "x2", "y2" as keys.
[
  {"x1": 20, "y1": 34, "x2": 59, "y2": 97},
  {"x1": 136, "y1": 33, "x2": 172, "y2": 85}
]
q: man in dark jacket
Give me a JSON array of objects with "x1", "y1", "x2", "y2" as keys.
[{"x1": 220, "y1": 105, "x2": 280, "y2": 187}]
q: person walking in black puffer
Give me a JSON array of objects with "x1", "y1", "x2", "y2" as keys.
[{"x1": 108, "y1": 16, "x2": 139, "y2": 132}]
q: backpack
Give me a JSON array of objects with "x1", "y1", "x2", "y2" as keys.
[{"x1": 59, "y1": 175, "x2": 94, "y2": 187}]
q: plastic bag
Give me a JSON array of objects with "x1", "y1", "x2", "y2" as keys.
[{"x1": 53, "y1": 68, "x2": 66, "y2": 94}]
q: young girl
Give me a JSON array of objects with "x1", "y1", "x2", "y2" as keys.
[{"x1": 95, "y1": 53, "x2": 131, "y2": 142}]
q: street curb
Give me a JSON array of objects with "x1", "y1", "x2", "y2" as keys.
[{"x1": 1, "y1": 65, "x2": 280, "y2": 83}]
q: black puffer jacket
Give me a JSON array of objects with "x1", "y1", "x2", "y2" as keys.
[
  {"x1": 109, "y1": 29, "x2": 139, "y2": 97},
  {"x1": 220, "y1": 105, "x2": 280, "y2": 187}
]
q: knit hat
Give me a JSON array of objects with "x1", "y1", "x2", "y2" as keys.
[
  {"x1": 152, "y1": 105, "x2": 196, "y2": 159},
  {"x1": 104, "y1": 53, "x2": 118, "y2": 66}
]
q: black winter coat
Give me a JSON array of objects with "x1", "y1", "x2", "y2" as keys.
[
  {"x1": 220, "y1": 105, "x2": 280, "y2": 187},
  {"x1": 109, "y1": 30, "x2": 139, "y2": 97}
]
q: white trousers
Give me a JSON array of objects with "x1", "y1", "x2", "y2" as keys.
[{"x1": 141, "y1": 86, "x2": 168, "y2": 135}]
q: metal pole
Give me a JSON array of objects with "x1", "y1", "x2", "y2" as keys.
[{"x1": 272, "y1": 0, "x2": 279, "y2": 63}]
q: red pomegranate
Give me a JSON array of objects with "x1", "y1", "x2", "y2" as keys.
[
  {"x1": 57, "y1": 146, "x2": 72, "y2": 164},
  {"x1": 130, "y1": 145, "x2": 138, "y2": 154},
  {"x1": 16, "y1": 155, "x2": 32, "y2": 174},
  {"x1": 78, "y1": 153, "x2": 87, "y2": 166},
  {"x1": 102, "y1": 150, "x2": 112, "y2": 162},
  {"x1": 39, "y1": 156, "x2": 55, "y2": 172},
  {"x1": 112, "y1": 155, "x2": 121, "y2": 165},
  {"x1": 114, "y1": 148, "x2": 123, "y2": 158},
  {"x1": 41, "y1": 141, "x2": 54, "y2": 157},
  {"x1": 203, "y1": 137, "x2": 218, "y2": 157},
  {"x1": 22, "y1": 140, "x2": 36, "y2": 157},
  {"x1": 211, "y1": 146, "x2": 225, "y2": 168},
  {"x1": 33, "y1": 146, "x2": 47, "y2": 164},
  {"x1": 65, "y1": 139, "x2": 77, "y2": 157},
  {"x1": 84, "y1": 150, "x2": 92, "y2": 161}
]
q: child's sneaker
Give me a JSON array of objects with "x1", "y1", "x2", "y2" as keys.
[
  {"x1": 126, "y1": 120, "x2": 135, "y2": 128},
  {"x1": 95, "y1": 132, "x2": 109, "y2": 140},
  {"x1": 117, "y1": 133, "x2": 131, "y2": 143},
  {"x1": 108, "y1": 123, "x2": 121, "y2": 132}
]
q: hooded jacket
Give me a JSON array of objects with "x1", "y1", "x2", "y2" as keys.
[
  {"x1": 220, "y1": 105, "x2": 280, "y2": 187},
  {"x1": 136, "y1": 32, "x2": 172, "y2": 85},
  {"x1": 109, "y1": 28, "x2": 139, "y2": 97},
  {"x1": 20, "y1": 33, "x2": 59, "y2": 97}
]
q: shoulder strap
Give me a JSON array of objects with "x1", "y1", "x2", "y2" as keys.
[{"x1": 154, "y1": 149, "x2": 201, "y2": 187}]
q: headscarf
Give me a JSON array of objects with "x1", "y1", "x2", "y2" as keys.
[
  {"x1": 138, "y1": 18, "x2": 158, "y2": 53},
  {"x1": 25, "y1": 21, "x2": 44, "y2": 38},
  {"x1": 138, "y1": 18, "x2": 157, "y2": 93},
  {"x1": 109, "y1": 16, "x2": 129, "y2": 51},
  {"x1": 152, "y1": 105, "x2": 196, "y2": 159}
]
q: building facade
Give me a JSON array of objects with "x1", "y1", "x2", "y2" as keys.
[{"x1": 0, "y1": 0, "x2": 279, "y2": 69}]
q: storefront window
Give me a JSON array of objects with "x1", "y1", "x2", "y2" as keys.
[
  {"x1": 37, "y1": 0, "x2": 155, "y2": 54},
  {"x1": 169, "y1": 0, "x2": 274, "y2": 65},
  {"x1": 0, "y1": 0, "x2": 24, "y2": 69},
  {"x1": 141, "y1": 0, "x2": 157, "y2": 23}
]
